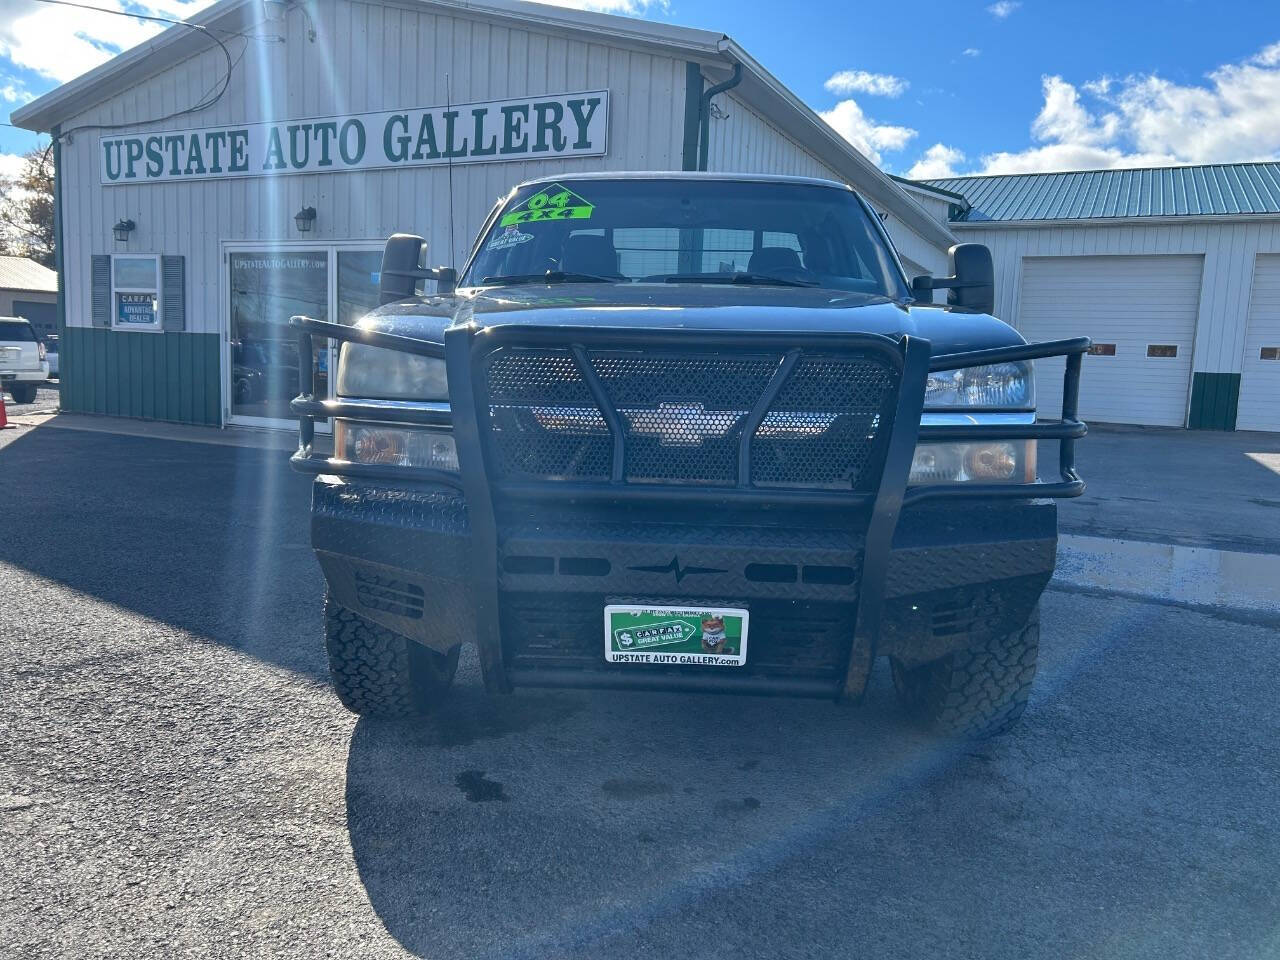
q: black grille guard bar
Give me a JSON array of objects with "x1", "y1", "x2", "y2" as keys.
[
  {"x1": 288, "y1": 315, "x2": 1089, "y2": 508},
  {"x1": 288, "y1": 315, "x2": 1088, "y2": 701}
]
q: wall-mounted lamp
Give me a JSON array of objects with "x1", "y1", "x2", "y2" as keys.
[
  {"x1": 112, "y1": 218, "x2": 135, "y2": 242},
  {"x1": 294, "y1": 206, "x2": 317, "y2": 233}
]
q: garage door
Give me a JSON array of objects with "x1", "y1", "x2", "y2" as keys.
[
  {"x1": 12, "y1": 300, "x2": 56, "y2": 340},
  {"x1": 1237, "y1": 255, "x2": 1280, "y2": 432},
  {"x1": 1017, "y1": 255, "x2": 1202, "y2": 426}
]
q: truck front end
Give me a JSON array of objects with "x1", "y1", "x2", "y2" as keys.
[{"x1": 290, "y1": 175, "x2": 1088, "y2": 737}]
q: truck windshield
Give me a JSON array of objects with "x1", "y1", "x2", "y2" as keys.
[{"x1": 464, "y1": 178, "x2": 909, "y2": 297}]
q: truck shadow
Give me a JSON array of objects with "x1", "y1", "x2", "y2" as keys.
[
  {"x1": 343, "y1": 661, "x2": 978, "y2": 960},
  {"x1": 0, "y1": 425, "x2": 326, "y2": 676}
]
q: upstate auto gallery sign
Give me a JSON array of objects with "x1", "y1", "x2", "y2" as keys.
[{"x1": 99, "y1": 90, "x2": 608, "y2": 184}]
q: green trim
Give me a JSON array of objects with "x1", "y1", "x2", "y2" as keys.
[
  {"x1": 680, "y1": 62, "x2": 702, "y2": 172},
  {"x1": 59, "y1": 327, "x2": 221, "y2": 426},
  {"x1": 1188, "y1": 372, "x2": 1240, "y2": 430},
  {"x1": 52, "y1": 124, "x2": 65, "y2": 408}
]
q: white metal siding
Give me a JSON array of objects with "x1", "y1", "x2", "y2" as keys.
[
  {"x1": 1019, "y1": 255, "x2": 1203, "y2": 426},
  {"x1": 1238, "y1": 254, "x2": 1280, "y2": 431},
  {"x1": 57, "y1": 0, "x2": 689, "y2": 336}
]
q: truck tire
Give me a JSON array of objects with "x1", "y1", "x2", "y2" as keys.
[
  {"x1": 889, "y1": 606, "x2": 1039, "y2": 738},
  {"x1": 12, "y1": 383, "x2": 37, "y2": 404},
  {"x1": 323, "y1": 593, "x2": 460, "y2": 718}
]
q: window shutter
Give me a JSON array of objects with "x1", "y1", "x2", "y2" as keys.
[
  {"x1": 161, "y1": 255, "x2": 185, "y2": 332},
  {"x1": 91, "y1": 255, "x2": 111, "y2": 328}
]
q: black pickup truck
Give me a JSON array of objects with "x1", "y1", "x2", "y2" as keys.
[{"x1": 291, "y1": 173, "x2": 1088, "y2": 738}]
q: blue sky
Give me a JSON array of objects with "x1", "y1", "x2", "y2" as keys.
[{"x1": 2, "y1": 0, "x2": 1279, "y2": 179}]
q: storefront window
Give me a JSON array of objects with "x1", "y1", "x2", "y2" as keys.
[
  {"x1": 112, "y1": 255, "x2": 161, "y2": 331},
  {"x1": 230, "y1": 251, "x2": 328, "y2": 421},
  {"x1": 228, "y1": 246, "x2": 382, "y2": 425}
]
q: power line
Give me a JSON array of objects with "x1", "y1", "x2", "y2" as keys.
[{"x1": 23, "y1": 0, "x2": 273, "y2": 140}]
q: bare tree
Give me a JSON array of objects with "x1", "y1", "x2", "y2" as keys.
[{"x1": 0, "y1": 145, "x2": 55, "y2": 268}]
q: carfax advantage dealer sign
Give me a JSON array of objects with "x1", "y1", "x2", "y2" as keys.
[{"x1": 99, "y1": 90, "x2": 608, "y2": 184}]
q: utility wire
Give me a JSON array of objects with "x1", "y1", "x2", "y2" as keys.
[{"x1": 23, "y1": 0, "x2": 271, "y2": 140}]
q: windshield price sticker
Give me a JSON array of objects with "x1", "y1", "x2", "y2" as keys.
[
  {"x1": 499, "y1": 183, "x2": 594, "y2": 227},
  {"x1": 604, "y1": 604, "x2": 749, "y2": 667}
]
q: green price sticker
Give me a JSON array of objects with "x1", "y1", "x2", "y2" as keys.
[{"x1": 499, "y1": 183, "x2": 595, "y2": 227}]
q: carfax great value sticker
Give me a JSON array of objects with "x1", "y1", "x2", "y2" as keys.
[{"x1": 604, "y1": 605, "x2": 749, "y2": 667}]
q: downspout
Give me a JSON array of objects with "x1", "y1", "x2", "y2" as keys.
[
  {"x1": 696, "y1": 60, "x2": 742, "y2": 171},
  {"x1": 51, "y1": 125, "x2": 66, "y2": 411}
]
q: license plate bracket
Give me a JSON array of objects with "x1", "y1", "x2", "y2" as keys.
[{"x1": 604, "y1": 604, "x2": 749, "y2": 667}]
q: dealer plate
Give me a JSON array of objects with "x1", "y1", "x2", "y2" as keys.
[{"x1": 604, "y1": 604, "x2": 749, "y2": 667}]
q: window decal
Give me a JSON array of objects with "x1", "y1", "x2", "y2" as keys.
[{"x1": 499, "y1": 184, "x2": 594, "y2": 227}]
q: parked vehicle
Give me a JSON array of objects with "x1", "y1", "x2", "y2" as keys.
[
  {"x1": 290, "y1": 173, "x2": 1089, "y2": 738},
  {"x1": 43, "y1": 334, "x2": 58, "y2": 379},
  {"x1": 0, "y1": 317, "x2": 49, "y2": 403}
]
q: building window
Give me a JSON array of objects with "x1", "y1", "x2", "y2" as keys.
[
  {"x1": 1146, "y1": 344, "x2": 1178, "y2": 358},
  {"x1": 1261, "y1": 347, "x2": 1279, "y2": 361},
  {"x1": 1087, "y1": 343, "x2": 1117, "y2": 356},
  {"x1": 112, "y1": 255, "x2": 162, "y2": 331}
]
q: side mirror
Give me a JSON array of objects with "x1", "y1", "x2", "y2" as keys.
[
  {"x1": 379, "y1": 233, "x2": 458, "y2": 304},
  {"x1": 910, "y1": 243, "x2": 995, "y2": 315}
]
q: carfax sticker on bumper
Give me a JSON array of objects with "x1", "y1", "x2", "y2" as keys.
[{"x1": 604, "y1": 605, "x2": 749, "y2": 667}]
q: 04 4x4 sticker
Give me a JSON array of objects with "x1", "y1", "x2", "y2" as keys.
[{"x1": 499, "y1": 183, "x2": 594, "y2": 227}]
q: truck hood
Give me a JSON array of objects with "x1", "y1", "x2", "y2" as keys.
[{"x1": 359, "y1": 283, "x2": 1024, "y2": 357}]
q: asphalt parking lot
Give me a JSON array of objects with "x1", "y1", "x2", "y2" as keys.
[{"x1": 2, "y1": 421, "x2": 1279, "y2": 959}]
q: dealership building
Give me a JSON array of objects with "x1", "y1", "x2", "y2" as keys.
[
  {"x1": 16, "y1": 0, "x2": 1280, "y2": 433},
  {"x1": 12, "y1": 0, "x2": 956, "y2": 429}
]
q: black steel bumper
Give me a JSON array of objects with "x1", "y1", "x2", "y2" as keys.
[{"x1": 292, "y1": 317, "x2": 1087, "y2": 700}]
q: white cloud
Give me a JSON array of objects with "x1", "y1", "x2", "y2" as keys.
[
  {"x1": 819, "y1": 98, "x2": 916, "y2": 165},
  {"x1": 0, "y1": 0, "x2": 217, "y2": 84},
  {"x1": 903, "y1": 39, "x2": 1280, "y2": 177},
  {"x1": 905, "y1": 143, "x2": 966, "y2": 179},
  {"x1": 986, "y1": 1, "x2": 1021, "y2": 18},
  {"x1": 824, "y1": 70, "x2": 909, "y2": 98},
  {"x1": 0, "y1": 151, "x2": 28, "y2": 180},
  {"x1": 962, "y1": 48, "x2": 981, "y2": 58},
  {"x1": 0, "y1": 77, "x2": 33, "y2": 103}
]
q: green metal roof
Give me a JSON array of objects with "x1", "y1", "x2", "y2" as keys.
[{"x1": 922, "y1": 163, "x2": 1280, "y2": 223}]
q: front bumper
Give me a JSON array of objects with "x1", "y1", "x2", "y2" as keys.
[
  {"x1": 313, "y1": 476, "x2": 1056, "y2": 698},
  {"x1": 292, "y1": 318, "x2": 1088, "y2": 699}
]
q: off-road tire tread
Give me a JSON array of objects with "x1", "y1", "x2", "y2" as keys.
[
  {"x1": 891, "y1": 608, "x2": 1039, "y2": 738},
  {"x1": 324, "y1": 593, "x2": 458, "y2": 718}
]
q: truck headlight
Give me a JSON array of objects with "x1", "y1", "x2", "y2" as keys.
[
  {"x1": 336, "y1": 342, "x2": 448, "y2": 401},
  {"x1": 924, "y1": 361, "x2": 1033, "y2": 409},
  {"x1": 334, "y1": 420, "x2": 459, "y2": 471},
  {"x1": 908, "y1": 441, "x2": 1036, "y2": 485}
]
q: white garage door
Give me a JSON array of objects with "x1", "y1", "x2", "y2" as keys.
[
  {"x1": 1018, "y1": 255, "x2": 1203, "y2": 426},
  {"x1": 1238, "y1": 254, "x2": 1280, "y2": 432}
]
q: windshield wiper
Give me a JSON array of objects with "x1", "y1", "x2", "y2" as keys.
[
  {"x1": 656, "y1": 272, "x2": 817, "y2": 288},
  {"x1": 480, "y1": 271, "x2": 621, "y2": 285}
]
